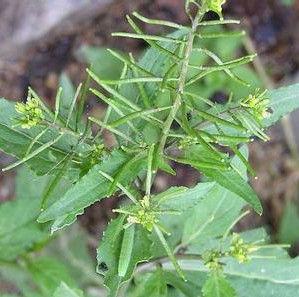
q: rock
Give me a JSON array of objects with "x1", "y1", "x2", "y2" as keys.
[{"x1": 0, "y1": 0, "x2": 113, "y2": 59}]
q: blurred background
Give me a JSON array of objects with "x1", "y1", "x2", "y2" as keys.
[{"x1": 1, "y1": 0, "x2": 299, "y2": 265}]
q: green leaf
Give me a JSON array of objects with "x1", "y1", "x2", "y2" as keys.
[
  {"x1": 127, "y1": 270, "x2": 167, "y2": 297},
  {"x1": 97, "y1": 215, "x2": 152, "y2": 297},
  {"x1": 59, "y1": 73, "x2": 76, "y2": 127},
  {"x1": 81, "y1": 46, "x2": 123, "y2": 80},
  {"x1": 53, "y1": 282, "x2": 84, "y2": 297},
  {"x1": 0, "y1": 98, "x2": 84, "y2": 179},
  {"x1": 201, "y1": 167, "x2": 262, "y2": 215},
  {"x1": 38, "y1": 149, "x2": 145, "y2": 228},
  {"x1": 181, "y1": 147, "x2": 248, "y2": 246},
  {"x1": 26, "y1": 258, "x2": 76, "y2": 296},
  {"x1": 153, "y1": 182, "x2": 215, "y2": 212},
  {"x1": 0, "y1": 167, "x2": 54, "y2": 260},
  {"x1": 265, "y1": 83, "x2": 299, "y2": 127},
  {"x1": 202, "y1": 272, "x2": 236, "y2": 297},
  {"x1": 279, "y1": 202, "x2": 299, "y2": 245}
]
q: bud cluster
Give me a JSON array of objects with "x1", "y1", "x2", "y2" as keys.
[
  {"x1": 15, "y1": 98, "x2": 44, "y2": 129},
  {"x1": 241, "y1": 89, "x2": 271, "y2": 121}
]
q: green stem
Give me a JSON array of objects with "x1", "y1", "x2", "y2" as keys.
[{"x1": 157, "y1": 9, "x2": 204, "y2": 158}]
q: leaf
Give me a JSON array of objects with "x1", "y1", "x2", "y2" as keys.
[
  {"x1": 279, "y1": 202, "x2": 299, "y2": 245},
  {"x1": 127, "y1": 270, "x2": 168, "y2": 297},
  {"x1": 153, "y1": 182, "x2": 215, "y2": 212},
  {"x1": 59, "y1": 73, "x2": 76, "y2": 127},
  {"x1": 0, "y1": 167, "x2": 52, "y2": 260},
  {"x1": 0, "y1": 98, "x2": 84, "y2": 179},
  {"x1": 38, "y1": 149, "x2": 145, "y2": 227},
  {"x1": 181, "y1": 146, "x2": 248, "y2": 246},
  {"x1": 26, "y1": 258, "x2": 76, "y2": 296},
  {"x1": 202, "y1": 272, "x2": 236, "y2": 297},
  {"x1": 53, "y1": 282, "x2": 84, "y2": 297},
  {"x1": 185, "y1": 144, "x2": 262, "y2": 214},
  {"x1": 264, "y1": 83, "x2": 299, "y2": 127},
  {"x1": 81, "y1": 46, "x2": 123, "y2": 80},
  {"x1": 164, "y1": 271, "x2": 200, "y2": 297},
  {"x1": 97, "y1": 215, "x2": 152, "y2": 297},
  {"x1": 201, "y1": 167, "x2": 262, "y2": 215}
]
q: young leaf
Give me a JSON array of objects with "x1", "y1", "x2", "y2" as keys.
[
  {"x1": 153, "y1": 182, "x2": 215, "y2": 212},
  {"x1": 202, "y1": 272, "x2": 236, "y2": 297},
  {"x1": 97, "y1": 215, "x2": 152, "y2": 297},
  {"x1": 118, "y1": 225, "x2": 136, "y2": 277}
]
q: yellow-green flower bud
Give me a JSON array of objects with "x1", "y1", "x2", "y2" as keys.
[
  {"x1": 241, "y1": 89, "x2": 271, "y2": 121},
  {"x1": 15, "y1": 98, "x2": 44, "y2": 129},
  {"x1": 230, "y1": 233, "x2": 251, "y2": 263}
]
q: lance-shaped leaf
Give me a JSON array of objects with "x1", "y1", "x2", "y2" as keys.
[
  {"x1": 152, "y1": 182, "x2": 215, "y2": 212},
  {"x1": 97, "y1": 215, "x2": 152, "y2": 297},
  {"x1": 185, "y1": 145, "x2": 262, "y2": 215},
  {"x1": 202, "y1": 272, "x2": 236, "y2": 297},
  {"x1": 38, "y1": 149, "x2": 146, "y2": 225},
  {"x1": 200, "y1": 167, "x2": 262, "y2": 215}
]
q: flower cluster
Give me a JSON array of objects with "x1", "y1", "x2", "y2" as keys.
[
  {"x1": 229, "y1": 233, "x2": 252, "y2": 263},
  {"x1": 241, "y1": 89, "x2": 271, "y2": 121},
  {"x1": 127, "y1": 196, "x2": 158, "y2": 232},
  {"x1": 89, "y1": 144, "x2": 105, "y2": 166},
  {"x1": 15, "y1": 98, "x2": 44, "y2": 129},
  {"x1": 203, "y1": 250, "x2": 223, "y2": 271},
  {"x1": 178, "y1": 136, "x2": 198, "y2": 149}
]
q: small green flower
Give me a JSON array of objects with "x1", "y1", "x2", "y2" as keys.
[
  {"x1": 15, "y1": 98, "x2": 44, "y2": 129},
  {"x1": 229, "y1": 233, "x2": 251, "y2": 263},
  {"x1": 89, "y1": 144, "x2": 105, "y2": 166},
  {"x1": 203, "y1": 250, "x2": 223, "y2": 271},
  {"x1": 178, "y1": 136, "x2": 197, "y2": 149},
  {"x1": 127, "y1": 197, "x2": 158, "y2": 232},
  {"x1": 241, "y1": 89, "x2": 271, "y2": 121}
]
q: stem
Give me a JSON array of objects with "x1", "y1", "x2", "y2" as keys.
[{"x1": 157, "y1": 10, "x2": 204, "y2": 158}]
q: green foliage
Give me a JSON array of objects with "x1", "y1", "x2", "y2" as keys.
[
  {"x1": 202, "y1": 272, "x2": 236, "y2": 297},
  {"x1": 1, "y1": 1, "x2": 299, "y2": 297}
]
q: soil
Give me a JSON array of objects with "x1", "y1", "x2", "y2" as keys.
[{"x1": 1, "y1": 0, "x2": 299, "y2": 247}]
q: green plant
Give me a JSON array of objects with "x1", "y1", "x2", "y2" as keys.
[{"x1": 1, "y1": 0, "x2": 299, "y2": 296}]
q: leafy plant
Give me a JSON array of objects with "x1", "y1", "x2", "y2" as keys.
[{"x1": 1, "y1": 0, "x2": 299, "y2": 296}]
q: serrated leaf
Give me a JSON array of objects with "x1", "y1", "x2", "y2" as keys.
[
  {"x1": 38, "y1": 149, "x2": 145, "y2": 226},
  {"x1": 0, "y1": 98, "x2": 85, "y2": 179},
  {"x1": 53, "y1": 282, "x2": 84, "y2": 297},
  {"x1": 97, "y1": 215, "x2": 152, "y2": 297},
  {"x1": 26, "y1": 258, "x2": 76, "y2": 296},
  {"x1": 202, "y1": 272, "x2": 236, "y2": 297},
  {"x1": 153, "y1": 182, "x2": 215, "y2": 212}
]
